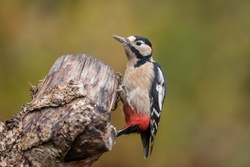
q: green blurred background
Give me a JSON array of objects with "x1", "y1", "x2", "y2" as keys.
[{"x1": 0, "y1": 1, "x2": 250, "y2": 167}]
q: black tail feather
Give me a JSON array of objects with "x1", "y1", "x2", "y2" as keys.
[
  {"x1": 117, "y1": 126, "x2": 153, "y2": 158},
  {"x1": 150, "y1": 136, "x2": 155, "y2": 156},
  {"x1": 140, "y1": 129, "x2": 151, "y2": 158}
]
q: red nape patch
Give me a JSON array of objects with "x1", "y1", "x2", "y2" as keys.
[{"x1": 123, "y1": 103, "x2": 150, "y2": 132}]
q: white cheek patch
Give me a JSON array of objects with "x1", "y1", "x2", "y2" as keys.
[
  {"x1": 136, "y1": 44, "x2": 152, "y2": 57},
  {"x1": 126, "y1": 36, "x2": 152, "y2": 57}
]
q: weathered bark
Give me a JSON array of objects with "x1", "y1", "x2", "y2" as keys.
[{"x1": 0, "y1": 54, "x2": 118, "y2": 167}]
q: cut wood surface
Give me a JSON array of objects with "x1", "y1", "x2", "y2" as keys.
[{"x1": 0, "y1": 54, "x2": 118, "y2": 167}]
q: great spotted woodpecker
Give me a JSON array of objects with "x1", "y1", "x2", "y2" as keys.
[{"x1": 113, "y1": 35, "x2": 166, "y2": 158}]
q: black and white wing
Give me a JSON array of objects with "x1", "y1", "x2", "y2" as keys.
[{"x1": 149, "y1": 62, "x2": 166, "y2": 154}]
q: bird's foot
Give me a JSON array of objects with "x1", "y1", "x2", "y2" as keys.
[{"x1": 112, "y1": 72, "x2": 126, "y2": 111}]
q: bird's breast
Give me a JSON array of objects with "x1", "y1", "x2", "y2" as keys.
[{"x1": 122, "y1": 62, "x2": 154, "y2": 115}]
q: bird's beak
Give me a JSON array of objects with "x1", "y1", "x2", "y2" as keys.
[{"x1": 113, "y1": 35, "x2": 129, "y2": 44}]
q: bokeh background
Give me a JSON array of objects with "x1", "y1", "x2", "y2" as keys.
[{"x1": 1, "y1": 1, "x2": 250, "y2": 167}]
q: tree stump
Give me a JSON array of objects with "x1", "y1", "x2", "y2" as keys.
[{"x1": 0, "y1": 54, "x2": 118, "y2": 167}]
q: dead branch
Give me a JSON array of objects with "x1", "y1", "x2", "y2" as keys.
[{"x1": 0, "y1": 54, "x2": 118, "y2": 167}]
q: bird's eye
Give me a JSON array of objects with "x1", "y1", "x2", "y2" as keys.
[{"x1": 135, "y1": 41, "x2": 142, "y2": 46}]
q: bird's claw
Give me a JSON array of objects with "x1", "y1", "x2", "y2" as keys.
[{"x1": 112, "y1": 72, "x2": 127, "y2": 111}]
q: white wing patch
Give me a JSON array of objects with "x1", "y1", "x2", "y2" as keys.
[{"x1": 156, "y1": 67, "x2": 165, "y2": 110}]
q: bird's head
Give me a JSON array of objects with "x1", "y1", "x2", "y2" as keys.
[{"x1": 113, "y1": 35, "x2": 153, "y2": 64}]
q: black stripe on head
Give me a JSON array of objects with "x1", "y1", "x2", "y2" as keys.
[
  {"x1": 131, "y1": 36, "x2": 152, "y2": 68},
  {"x1": 130, "y1": 36, "x2": 152, "y2": 59},
  {"x1": 134, "y1": 36, "x2": 152, "y2": 48},
  {"x1": 130, "y1": 46, "x2": 145, "y2": 59},
  {"x1": 131, "y1": 45, "x2": 151, "y2": 68}
]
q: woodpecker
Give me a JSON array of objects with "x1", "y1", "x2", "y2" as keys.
[{"x1": 113, "y1": 35, "x2": 166, "y2": 158}]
